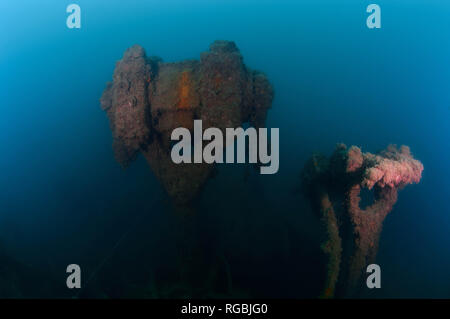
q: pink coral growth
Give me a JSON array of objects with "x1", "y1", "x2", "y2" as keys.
[
  {"x1": 346, "y1": 146, "x2": 364, "y2": 173},
  {"x1": 301, "y1": 143, "x2": 424, "y2": 297},
  {"x1": 361, "y1": 145, "x2": 424, "y2": 190},
  {"x1": 344, "y1": 144, "x2": 423, "y2": 295}
]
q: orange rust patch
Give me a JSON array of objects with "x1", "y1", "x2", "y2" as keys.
[{"x1": 177, "y1": 71, "x2": 192, "y2": 109}]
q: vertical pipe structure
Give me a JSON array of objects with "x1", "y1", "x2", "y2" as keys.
[{"x1": 301, "y1": 144, "x2": 423, "y2": 298}]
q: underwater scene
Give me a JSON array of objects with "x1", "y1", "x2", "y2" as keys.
[{"x1": 0, "y1": 0, "x2": 449, "y2": 299}]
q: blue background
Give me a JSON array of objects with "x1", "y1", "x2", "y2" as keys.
[{"x1": 0, "y1": 0, "x2": 449, "y2": 297}]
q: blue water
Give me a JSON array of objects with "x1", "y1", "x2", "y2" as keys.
[{"x1": 0, "y1": 0, "x2": 449, "y2": 297}]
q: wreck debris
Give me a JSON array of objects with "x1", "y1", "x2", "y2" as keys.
[
  {"x1": 100, "y1": 41, "x2": 273, "y2": 296},
  {"x1": 101, "y1": 41, "x2": 274, "y2": 207},
  {"x1": 301, "y1": 144, "x2": 423, "y2": 297}
]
